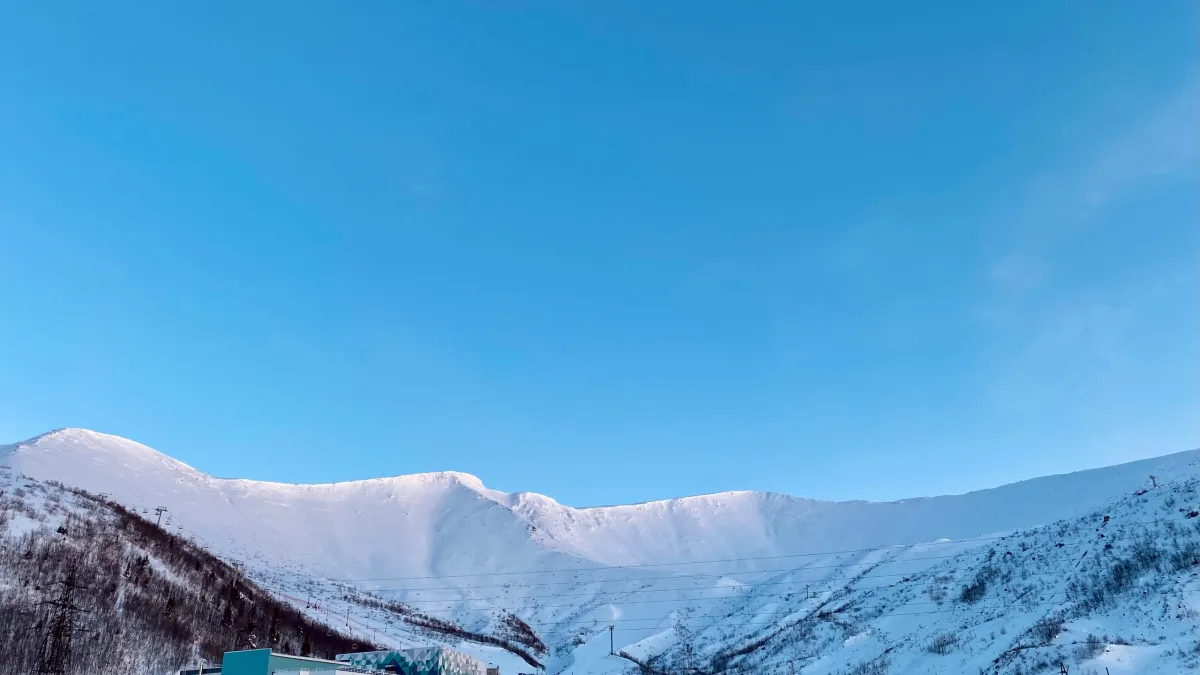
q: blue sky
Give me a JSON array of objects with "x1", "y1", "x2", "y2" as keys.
[{"x1": 1, "y1": 2, "x2": 1196, "y2": 506}]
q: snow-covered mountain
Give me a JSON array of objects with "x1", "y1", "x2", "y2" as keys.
[
  {"x1": 3, "y1": 428, "x2": 1198, "y2": 675},
  {"x1": 0, "y1": 467, "x2": 369, "y2": 675},
  {"x1": 4, "y1": 429, "x2": 1194, "y2": 577}
]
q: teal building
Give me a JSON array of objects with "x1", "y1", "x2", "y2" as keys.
[
  {"x1": 217, "y1": 648, "x2": 359, "y2": 675},
  {"x1": 187, "y1": 647, "x2": 488, "y2": 675}
]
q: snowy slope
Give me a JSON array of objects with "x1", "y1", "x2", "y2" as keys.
[
  {"x1": 2, "y1": 428, "x2": 1197, "y2": 674},
  {"x1": 1, "y1": 429, "x2": 595, "y2": 581},
  {"x1": 615, "y1": 474, "x2": 1200, "y2": 675},
  {"x1": 4, "y1": 429, "x2": 1194, "y2": 574},
  {"x1": 0, "y1": 466, "x2": 372, "y2": 675}
]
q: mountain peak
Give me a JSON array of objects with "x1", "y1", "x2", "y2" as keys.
[
  {"x1": 5, "y1": 427, "x2": 204, "y2": 476},
  {"x1": 380, "y1": 469, "x2": 489, "y2": 491},
  {"x1": 13, "y1": 426, "x2": 144, "y2": 448}
]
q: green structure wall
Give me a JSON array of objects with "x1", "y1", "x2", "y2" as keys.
[
  {"x1": 219, "y1": 649, "x2": 344, "y2": 675},
  {"x1": 268, "y1": 653, "x2": 344, "y2": 672},
  {"x1": 221, "y1": 649, "x2": 271, "y2": 675}
]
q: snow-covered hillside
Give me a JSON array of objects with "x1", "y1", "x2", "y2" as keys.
[
  {"x1": 5, "y1": 429, "x2": 1194, "y2": 577},
  {"x1": 0, "y1": 466, "x2": 371, "y2": 675},
  {"x1": 3, "y1": 428, "x2": 1197, "y2": 675}
]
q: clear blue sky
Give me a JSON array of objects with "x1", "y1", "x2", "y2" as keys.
[{"x1": 1, "y1": 2, "x2": 1196, "y2": 506}]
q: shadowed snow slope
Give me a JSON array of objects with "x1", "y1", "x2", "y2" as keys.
[{"x1": 3, "y1": 428, "x2": 1195, "y2": 581}]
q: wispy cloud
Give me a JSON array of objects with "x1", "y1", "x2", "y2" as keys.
[
  {"x1": 1077, "y1": 84, "x2": 1199, "y2": 210},
  {"x1": 981, "y1": 266, "x2": 1196, "y2": 415},
  {"x1": 987, "y1": 254, "x2": 1045, "y2": 295},
  {"x1": 985, "y1": 77, "x2": 1198, "y2": 290},
  {"x1": 977, "y1": 78, "x2": 1199, "y2": 413}
]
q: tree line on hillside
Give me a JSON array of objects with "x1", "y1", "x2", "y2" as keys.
[
  {"x1": 342, "y1": 591, "x2": 546, "y2": 669},
  {"x1": 0, "y1": 475, "x2": 374, "y2": 675}
]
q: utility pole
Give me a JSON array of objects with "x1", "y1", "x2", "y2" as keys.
[
  {"x1": 608, "y1": 625, "x2": 615, "y2": 655},
  {"x1": 192, "y1": 638, "x2": 206, "y2": 675},
  {"x1": 789, "y1": 661, "x2": 796, "y2": 675},
  {"x1": 34, "y1": 570, "x2": 89, "y2": 675},
  {"x1": 154, "y1": 506, "x2": 168, "y2": 527}
]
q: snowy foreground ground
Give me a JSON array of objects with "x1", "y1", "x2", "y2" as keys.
[{"x1": 3, "y1": 429, "x2": 1198, "y2": 675}]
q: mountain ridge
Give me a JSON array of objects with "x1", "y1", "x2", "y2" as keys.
[
  {"x1": 3, "y1": 426, "x2": 1196, "y2": 578},
  {"x1": 3, "y1": 427, "x2": 1198, "y2": 674},
  {"x1": 6, "y1": 427, "x2": 1195, "y2": 507}
]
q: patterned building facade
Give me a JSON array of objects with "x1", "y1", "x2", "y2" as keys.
[{"x1": 336, "y1": 647, "x2": 488, "y2": 675}]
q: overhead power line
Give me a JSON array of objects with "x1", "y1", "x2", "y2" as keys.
[
  {"x1": 328, "y1": 515, "x2": 1182, "y2": 584},
  {"x1": 321, "y1": 591, "x2": 1199, "y2": 641},
  {"x1": 569, "y1": 594, "x2": 1076, "y2": 627},
  {"x1": 327, "y1": 565, "x2": 1145, "y2": 613},
  {"x1": 345, "y1": 546, "x2": 1089, "y2": 596},
  {"x1": 325, "y1": 536, "x2": 1019, "y2": 582},
  {"x1": 351, "y1": 555, "x2": 1089, "y2": 605},
  {"x1": 372, "y1": 592, "x2": 1082, "y2": 627},
  {"x1": 603, "y1": 597, "x2": 1143, "y2": 632}
]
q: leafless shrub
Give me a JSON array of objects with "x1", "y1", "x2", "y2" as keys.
[
  {"x1": 1031, "y1": 617, "x2": 1064, "y2": 644},
  {"x1": 927, "y1": 633, "x2": 958, "y2": 655},
  {"x1": 844, "y1": 656, "x2": 888, "y2": 675},
  {"x1": 1073, "y1": 634, "x2": 1104, "y2": 662}
]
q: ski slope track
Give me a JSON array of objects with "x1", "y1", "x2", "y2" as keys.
[{"x1": 3, "y1": 428, "x2": 1198, "y2": 675}]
